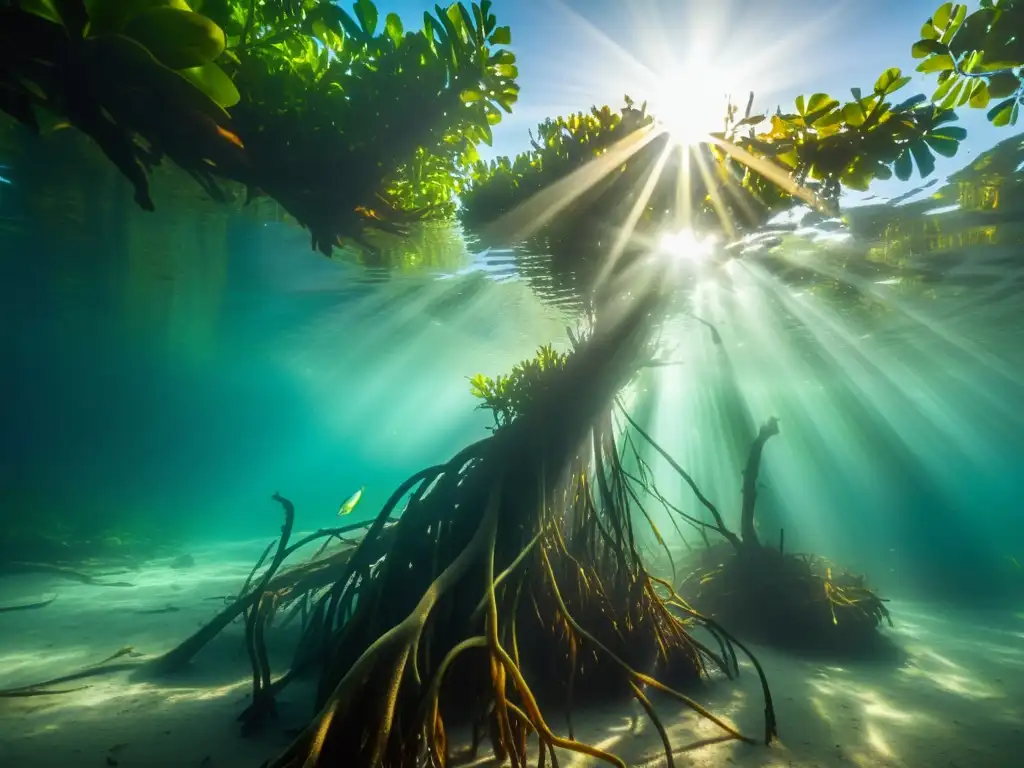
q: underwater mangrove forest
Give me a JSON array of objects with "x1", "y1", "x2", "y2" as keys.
[{"x1": 2, "y1": 0, "x2": 1023, "y2": 766}]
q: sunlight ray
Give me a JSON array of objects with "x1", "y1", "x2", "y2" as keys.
[
  {"x1": 595, "y1": 136, "x2": 676, "y2": 290},
  {"x1": 484, "y1": 123, "x2": 662, "y2": 247}
]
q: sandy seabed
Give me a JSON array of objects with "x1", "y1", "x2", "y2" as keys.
[{"x1": 1, "y1": 539, "x2": 1021, "y2": 768}]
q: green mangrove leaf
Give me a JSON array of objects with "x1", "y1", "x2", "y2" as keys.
[
  {"x1": 841, "y1": 101, "x2": 866, "y2": 126},
  {"x1": 893, "y1": 148, "x2": 913, "y2": 181},
  {"x1": 932, "y1": 72, "x2": 959, "y2": 101},
  {"x1": 894, "y1": 93, "x2": 928, "y2": 110},
  {"x1": 940, "y1": 79, "x2": 965, "y2": 109},
  {"x1": 948, "y1": 9, "x2": 992, "y2": 57},
  {"x1": 443, "y1": 4, "x2": 469, "y2": 46},
  {"x1": 912, "y1": 39, "x2": 947, "y2": 58},
  {"x1": 385, "y1": 12, "x2": 403, "y2": 45},
  {"x1": 987, "y1": 96, "x2": 1018, "y2": 126},
  {"x1": 177, "y1": 60, "x2": 239, "y2": 107},
  {"x1": 488, "y1": 50, "x2": 514, "y2": 65},
  {"x1": 987, "y1": 72, "x2": 1020, "y2": 98},
  {"x1": 924, "y1": 133, "x2": 959, "y2": 157},
  {"x1": 932, "y1": 125, "x2": 967, "y2": 140},
  {"x1": 874, "y1": 67, "x2": 910, "y2": 95},
  {"x1": 456, "y1": 2, "x2": 478, "y2": 44},
  {"x1": 909, "y1": 139, "x2": 936, "y2": 176},
  {"x1": 337, "y1": 7, "x2": 368, "y2": 43},
  {"x1": 460, "y1": 89, "x2": 483, "y2": 104},
  {"x1": 85, "y1": 0, "x2": 191, "y2": 35},
  {"x1": 939, "y1": 3, "x2": 967, "y2": 45},
  {"x1": 18, "y1": 0, "x2": 62, "y2": 25},
  {"x1": 353, "y1": 0, "x2": 378, "y2": 36},
  {"x1": 968, "y1": 79, "x2": 990, "y2": 108},
  {"x1": 918, "y1": 53, "x2": 955, "y2": 72},
  {"x1": 81, "y1": 33, "x2": 229, "y2": 122},
  {"x1": 933, "y1": 2, "x2": 953, "y2": 30},
  {"x1": 122, "y1": 7, "x2": 226, "y2": 70},
  {"x1": 920, "y1": 20, "x2": 939, "y2": 40},
  {"x1": 488, "y1": 25, "x2": 510, "y2": 45}
]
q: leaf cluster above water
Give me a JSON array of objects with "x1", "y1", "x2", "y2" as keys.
[{"x1": 0, "y1": 0, "x2": 520, "y2": 253}]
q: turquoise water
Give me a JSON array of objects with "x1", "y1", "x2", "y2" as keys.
[
  {"x1": 2, "y1": 113, "x2": 1024, "y2": 768},
  {"x1": 3, "y1": 127, "x2": 1022, "y2": 603}
]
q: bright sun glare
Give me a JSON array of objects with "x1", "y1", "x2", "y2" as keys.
[
  {"x1": 648, "y1": 72, "x2": 734, "y2": 146},
  {"x1": 659, "y1": 229, "x2": 715, "y2": 264}
]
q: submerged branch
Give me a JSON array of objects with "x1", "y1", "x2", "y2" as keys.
[{"x1": 740, "y1": 418, "x2": 780, "y2": 549}]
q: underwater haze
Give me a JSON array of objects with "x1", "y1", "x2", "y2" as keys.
[{"x1": 2, "y1": 1, "x2": 1024, "y2": 767}]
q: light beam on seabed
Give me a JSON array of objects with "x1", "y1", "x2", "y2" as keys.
[
  {"x1": 484, "y1": 0, "x2": 846, "y2": 296},
  {"x1": 276, "y1": 272, "x2": 567, "y2": 464}
]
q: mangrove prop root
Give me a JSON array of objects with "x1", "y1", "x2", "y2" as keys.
[
  {"x1": 630, "y1": 681, "x2": 675, "y2": 768},
  {"x1": 614, "y1": 398, "x2": 742, "y2": 550},
  {"x1": 538, "y1": 544, "x2": 756, "y2": 747},
  {"x1": 740, "y1": 418, "x2": 780, "y2": 549},
  {"x1": 239, "y1": 493, "x2": 297, "y2": 733},
  {"x1": 266, "y1": 483, "x2": 505, "y2": 768}
]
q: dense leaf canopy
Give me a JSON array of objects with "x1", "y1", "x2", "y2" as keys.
[
  {"x1": 458, "y1": 1, "x2": 1022, "y2": 247},
  {"x1": 0, "y1": 0, "x2": 520, "y2": 252}
]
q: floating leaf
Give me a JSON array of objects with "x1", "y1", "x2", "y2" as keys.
[{"x1": 122, "y1": 7, "x2": 225, "y2": 70}]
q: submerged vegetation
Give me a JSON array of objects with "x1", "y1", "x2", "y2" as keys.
[
  {"x1": 2, "y1": 0, "x2": 1020, "y2": 765},
  {"x1": 641, "y1": 416, "x2": 895, "y2": 653},
  {"x1": 3, "y1": 286, "x2": 782, "y2": 767}
]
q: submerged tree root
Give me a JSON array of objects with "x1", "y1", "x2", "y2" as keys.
[
  {"x1": 0, "y1": 292, "x2": 780, "y2": 768},
  {"x1": 259, "y1": 296, "x2": 776, "y2": 768}
]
